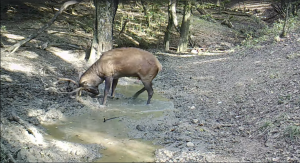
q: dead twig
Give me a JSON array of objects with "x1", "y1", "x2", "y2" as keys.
[
  {"x1": 6, "y1": 0, "x2": 84, "y2": 54},
  {"x1": 103, "y1": 116, "x2": 120, "y2": 122}
]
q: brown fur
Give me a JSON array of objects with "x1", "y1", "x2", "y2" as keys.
[{"x1": 79, "y1": 47, "x2": 162, "y2": 105}]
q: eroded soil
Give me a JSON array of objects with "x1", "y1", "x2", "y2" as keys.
[{"x1": 1, "y1": 0, "x2": 300, "y2": 162}]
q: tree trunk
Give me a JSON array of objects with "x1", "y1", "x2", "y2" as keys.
[
  {"x1": 171, "y1": 0, "x2": 179, "y2": 31},
  {"x1": 164, "y1": 0, "x2": 174, "y2": 51},
  {"x1": 88, "y1": 0, "x2": 119, "y2": 65},
  {"x1": 141, "y1": 0, "x2": 150, "y2": 27},
  {"x1": 280, "y1": 1, "x2": 290, "y2": 38},
  {"x1": 217, "y1": 0, "x2": 221, "y2": 14},
  {"x1": 281, "y1": 0, "x2": 285, "y2": 8},
  {"x1": 177, "y1": 0, "x2": 191, "y2": 52}
]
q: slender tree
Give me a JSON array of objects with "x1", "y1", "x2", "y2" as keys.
[
  {"x1": 171, "y1": 0, "x2": 179, "y2": 31},
  {"x1": 177, "y1": 0, "x2": 191, "y2": 52},
  {"x1": 280, "y1": 1, "x2": 291, "y2": 38},
  {"x1": 141, "y1": 0, "x2": 150, "y2": 27},
  {"x1": 164, "y1": 0, "x2": 177, "y2": 51}
]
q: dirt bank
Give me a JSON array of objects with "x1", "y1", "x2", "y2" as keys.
[{"x1": 151, "y1": 31, "x2": 300, "y2": 161}]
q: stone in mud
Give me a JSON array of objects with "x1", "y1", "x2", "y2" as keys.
[
  {"x1": 191, "y1": 119, "x2": 199, "y2": 124},
  {"x1": 136, "y1": 125, "x2": 145, "y2": 131},
  {"x1": 187, "y1": 142, "x2": 194, "y2": 147}
]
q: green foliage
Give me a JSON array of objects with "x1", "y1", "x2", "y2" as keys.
[
  {"x1": 1, "y1": 26, "x2": 7, "y2": 32},
  {"x1": 269, "y1": 72, "x2": 279, "y2": 79},
  {"x1": 81, "y1": 20, "x2": 93, "y2": 33},
  {"x1": 259, "y1": 121, "x2": 273, "y2": 131},
  {"x1": 199, "y1": 14, "x2": 214, "y2": 21},
  {"x1": 196, "y1": 3, "x2": 217, "y2": 9},
  {"x1": 241, "y1": 29, "x2": 268, "y2": 47},
  {"x1": 272, "y1": 16, "x2": 298, "y2": 35},
  {"x1": 242, "y1": 14, "x2": 299, "y2": 46},
  {"x1": 285, "y1": 125, "x2": 300, "y2": 141},
  {"x1": 220, "y1": 0, "x2": 231, "y2": 8},
  {"x1": 278, "y1": 94, "x2": 291, "y2": 105},
  {"x1": 286, "y1": 52, "x2": 300, "y2": 59}
]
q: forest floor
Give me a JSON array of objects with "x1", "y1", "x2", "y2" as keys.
[{"x1": 1, "y1": 0, "x2": 300, "y2": 162}]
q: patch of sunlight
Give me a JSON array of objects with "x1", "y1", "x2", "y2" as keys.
[
  {"x1": 39, "y1": 109, "x2": 67, "y2": 125},
  {"x1": 1, "y1": 74, "x2": 13, "y2": 82},
  {"x1": 157, "y1": 52, "x2": 198, "y2": 58},
  {"x1": 47, "y1": 30, "x2": 67, "y2": 35},
  {"x1": 193, "y1": 76, "x2": 215, "y2": 80},
  {"x1": 193, "y1": 57, "x2": 229, "y2": 65},
  {"x1": 25, "y1": 51, "x2": 39, "y2": 59},
  {"x1": 199, "y1": 52, "x2": 229, "y2": 56},
  {"x1": 27, "y1": 126, "x2": 45, "y2": 145},
  {"x1": 27, "y1": 109, "x2": 45, "y2": 117},
  {"x1": 38, "y1": 6, "x2": 52, "y2": 12},
  {"x1": 50, "y1": 139, "x2": 101, "y2": 160},
  {"x1": 47, "y1": 47, "x2": 78, "y2": 65},
  {"x1": 2, "y1": 33, "x2": 25, "y2": 40},
  {"x1": 69, "y1": 129, "x2": 156, "y2": 162},
  {"x1": 6, "y1": 63, "x2": 32, "y2": 73},
  {"x1": 148, "y1": 36, "x2": 158, "y2": 41},
  {"x1": 53, "y1": 140, "x2": 84, "y2": 152}
]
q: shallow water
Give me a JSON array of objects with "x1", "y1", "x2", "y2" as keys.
[{"x1": 43, "y1": 84, "x2": 174, "y2": 162}]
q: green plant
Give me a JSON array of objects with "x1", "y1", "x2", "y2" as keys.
[
  {"x1": 259, "y1": 121, "x2": 273, "y2": 131},
  {"x1": 278, "y1": 94, "x2": 291, "y2": 105},
  {"x1": 242, "y1": 14, "x2": 299, "y2": 46},
  {"x1": 269, "y1": 72, "x2": 279, "y2": 79},
  {"x1": 221, "y1": 0, "x2": 231, "y2": 8},
  {"x1": 271, "y1": 15, "x2": 299, "y2": 35},
  {"x1": 285, "y1": 125, "x2": 300, "y2": 140},
  {"x1": 1, "y1": 26, "x2": 7, "y2": 32},
  {"x1": 199, "y1": 14, "x2": 214, "y2": 21}
]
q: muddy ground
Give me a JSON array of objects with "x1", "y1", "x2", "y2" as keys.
[{"x1": 1, "y1": 0, "x2": 300, "y2": 162}]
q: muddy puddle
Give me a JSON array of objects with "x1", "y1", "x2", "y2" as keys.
[{"x1": 42, "y1": 84, "x2": 174, "y2": 162}]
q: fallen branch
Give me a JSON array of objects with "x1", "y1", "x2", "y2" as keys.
[
  {"x1": 220, "y1": 11, "x2": 251, "y2": 17},
  {"x1": 6, "y1": 0, "x2": 84, "y2": 54},
  {"x1": 121, "y1": 33, "x2": 140, "y2": 46}
]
